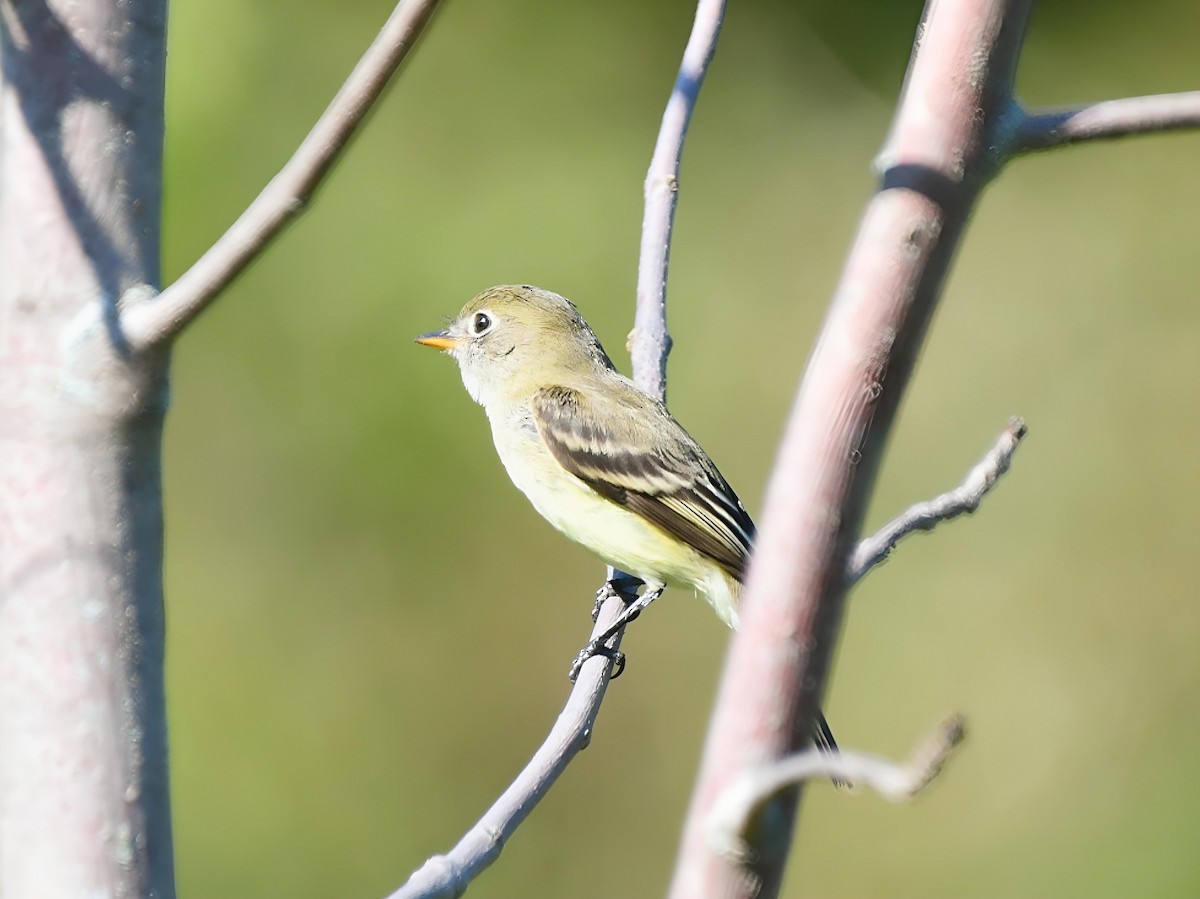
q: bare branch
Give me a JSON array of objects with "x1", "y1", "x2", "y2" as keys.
[
  {"x1": 847, "y1": 417, "x2": 1027, "y2": 586},
  {"x1": 119, "y1": 0, "x2": 442, "y2": 351},
  {"x1": 391, "y1": 3, "x2": 728, "y2": 892},
  {"x1": 387, "y1": 591, "x2": 630, "y2": 899},
  {"x1": 629, "y1": 0, "x2": 726, "y2": 403},
  {"x1": 707, "y1": 716, "x2": 967, "y2": 863},
  {"x1": 667, "y1": 3, "x2": 1035, "y2": 896},
  {"x1": 1014, "y1": 91, "x2": 1200, "y2": 154}
]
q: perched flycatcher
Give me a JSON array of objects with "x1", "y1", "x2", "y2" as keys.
[{"x1": 417, "y1": 285, "x2": 835, "y2": 745}]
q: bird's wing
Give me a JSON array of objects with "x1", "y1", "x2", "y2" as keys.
[{"x1": 530, "y1": 384, "x2": 755, "y2": 580}]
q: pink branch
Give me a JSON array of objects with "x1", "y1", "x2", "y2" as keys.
[
  {"x1": 119, "y1": 0, "x2": 442, "y2": 351},
  {"x1": 667, "y1": 2, "x2": 1034, "y2": 897}
]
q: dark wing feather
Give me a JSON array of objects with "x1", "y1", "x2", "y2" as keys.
[{"x1": 531, "y1": 384, "x2": 755, "y2": 581}]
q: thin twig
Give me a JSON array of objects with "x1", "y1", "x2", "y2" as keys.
[
  {"x1": 613, "y1": 0, "x2": 726, "y2": 639},
  {"x1": 1014, "y1": 91, "x2": 1200, "y2": 154},
  {"x1": 597, "y1": 0, "x2": 728, "y2": 700},
  {"x1": 387, "y1": 590, "x2": 631, "y2": 899},
  {"x1": 707, "y1": 716, "x2": 967, "y2": 863},
  {"x1": 119, "y1": 0, "x2": 442, "y2": 351},
  {"x1": 847, "y1": 417, "x2": 1027, "y2": 586},
  {"x1": 629, "y1": 0, "x2": 726, "y2": 403}
]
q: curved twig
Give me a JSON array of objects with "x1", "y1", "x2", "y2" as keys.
[
  {"x1": 847, "y1": 418, "x2": 1026, "y2": 586},
  {"x1": 119, "y1": 0, "x2": 442, "y2": 351},
  {"x1": 707, "y1": 716, "x2": 967, "y2": 863}
]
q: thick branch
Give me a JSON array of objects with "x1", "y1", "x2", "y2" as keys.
[
  {"x1": 1014, "y1": 91, "x2": 1200, "y2": 154},
  {"x1": 388, "y1": 592, "x2": 630, "y2": 899},
  {"x1": 667, "y1": 3, "x2": 1034, "y2": 897},
  {"x1": 707, "y1": 716, "x2": 966, "y2": 863},
  {"x1": 119, "y1": 0, "x2": 441, "y2": 351},
  {"x1": 847, "y1": 418, "x2": 1026, "y2": 586},
  {"x1": 628, "y1": 0, "x2": 726, "y2": 402}
]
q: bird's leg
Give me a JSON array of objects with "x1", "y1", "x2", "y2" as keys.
[
  {"x1": 595, "y1": 584, "x2": 663, "y2": 642},
  {"x1": 591, "y1": 575, "x2": 644, "y2": 622},
  {"x1": 569, "y1": 585, "x2": 665, "y2": 681}
]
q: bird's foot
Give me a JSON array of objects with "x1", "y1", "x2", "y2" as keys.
[
  {"x1": 568, "y1": 641, "x2": 625, "y2": 682},
  {"x1": 570, "y1": 585, "x2": 665, "y2": 682},
  {"x1": 591, "y1": 575, "x2": 644, "y2": 622}
]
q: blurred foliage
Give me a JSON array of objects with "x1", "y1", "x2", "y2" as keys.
[{"x1": 161, "y1": 1, "x2": 1200, "y2": 896}]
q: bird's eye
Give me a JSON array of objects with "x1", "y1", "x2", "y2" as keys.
[{"x1": 471, "y1": 311, "x2": 494, "y2": 335}]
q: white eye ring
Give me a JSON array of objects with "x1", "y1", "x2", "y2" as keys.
[{"x1": 470, "y1": 310, "x2": 495, "y2": 335}]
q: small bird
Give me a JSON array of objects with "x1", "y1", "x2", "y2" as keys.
[{"x1": 417, "y1": 285, "x2": 836, "y2": 750}]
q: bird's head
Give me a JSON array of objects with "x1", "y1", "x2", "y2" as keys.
[{"x1": 416, "y1": 285, "x2": 616, "y2": 407}]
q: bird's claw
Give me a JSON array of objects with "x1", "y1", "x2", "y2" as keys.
[
  {"x1": 590, "y1": 590, "x2": 610, "y2": 623},
  {"x1": 591, "y1": 576, "x2": 643, "y2": 621},
  {"x1": 568, "y1": 641, "x2": 626, "y2": 682}
]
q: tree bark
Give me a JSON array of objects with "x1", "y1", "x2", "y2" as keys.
[{"x1": 0, "y1": 2, "x2": 173, "y2": 896}]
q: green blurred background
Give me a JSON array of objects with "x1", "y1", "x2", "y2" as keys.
[{"x1": 161, "y1": 1, "x2": 1200, "y2": 896}]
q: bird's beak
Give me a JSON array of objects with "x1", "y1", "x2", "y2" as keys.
[{"x1": 415, "y1": 330, "x2": 461, "y2": 351}]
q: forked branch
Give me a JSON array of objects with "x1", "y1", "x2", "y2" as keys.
[
  {"x1": 667, "y1": 3, "x2": 1034, "y2": 896},
  {"x1": 388, "y1": 1, "x2": 727, "y2": 894},
  {"x1": 668, "y1": 5, "x2": 1200, "y2": 898}
]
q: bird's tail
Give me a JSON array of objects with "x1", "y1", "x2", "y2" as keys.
[
  {"x1": 711, "y1": 571, "x2": 840, "y2": 763},
  {"x1": 702, "y1": 568, "x2": 741, "y2": 629},
  {"x1": 812, "y1": 710, "x2": 838, "y2": 754}
]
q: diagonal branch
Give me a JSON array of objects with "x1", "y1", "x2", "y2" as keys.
[
  {"x1": 1013, "y1": 91, "x2": 1200, "y2": 154},
  {"x1": 707, "y1": 716, "x2": 967, "y2": 863},
  {"x1": 847, "y1": 417, "x2": 1026, "y2": 586},
  {"x1": 119, "y1": 0, "x2": 442, "y2": 351},
  {"x1": 667, "y1": 3, "x2": 1035, "y2": 897},
  {"x1": 387, "y1": 590, "x2": 632, "y2": 899}
]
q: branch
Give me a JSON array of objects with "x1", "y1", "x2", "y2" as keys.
[
  {"x1": 1013, "y1": 91, "x2": 1200, "y2": 154},
  {"x1": 847, "y1": 417, "x2": 1027, "y2": 586},
  {"x1": 667, "y1": 3, "x2": 1034, "y2": 897},
  {"x1": 707, "y1": 717, "x2": 967, "y2": 863},
  {"x1": 119, "y1": 0, "x2": 442, "y2": 351},
  {"x1": 387, "y1": 591, "x2": 631, "y2": 899},
  {"x1": 390, "y1": 1, "x2": 727, "y2": 894},
  {"x1": 628, "y1": 0, "x2": 726, "y2": 403}
]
